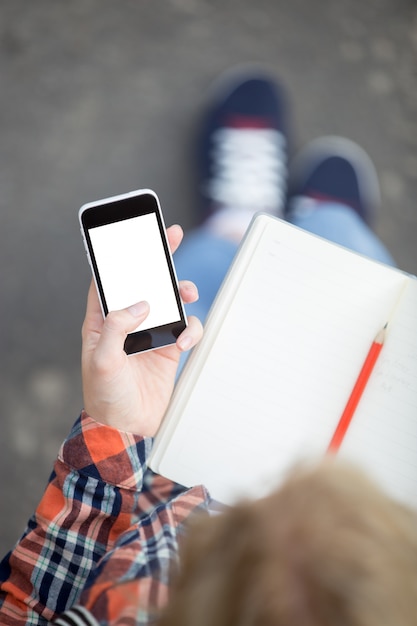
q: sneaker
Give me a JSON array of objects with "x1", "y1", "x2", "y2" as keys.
[
  {"x1": 287, "y1": 136, "x2": 381, "y2": 225},
  {"x1": 197, "y1": 66, "x2": 291, "y2": 240}
]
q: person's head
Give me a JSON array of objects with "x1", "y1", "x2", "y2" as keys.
[{"x1": 160, "y1": 460, "x2": 417, "y2": 626}]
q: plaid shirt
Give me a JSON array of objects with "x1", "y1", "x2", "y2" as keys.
[{"x1": 0, "y1": 411, "x2": 210, "y2": 625}]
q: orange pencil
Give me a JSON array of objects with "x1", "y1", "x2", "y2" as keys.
[{"x1": 327, "y1": 324, "x2": 387, "y2": 453}]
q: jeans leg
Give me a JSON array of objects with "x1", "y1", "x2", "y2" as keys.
[{"x1": 287, "y1": 202, "x2": 395, "y2": 266}]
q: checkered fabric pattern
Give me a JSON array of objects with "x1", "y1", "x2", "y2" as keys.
[{"x1": 0, "y1": 412, "x2": 209, "y2": 625}]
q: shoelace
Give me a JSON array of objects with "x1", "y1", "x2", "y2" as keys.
[{"x1": 207, "y1": 126, "x2": 287, "y2": 212}]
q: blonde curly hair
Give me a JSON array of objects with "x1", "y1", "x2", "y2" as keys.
[{"x1": 160, "y1": 460, "x2": 417, "y2": 626}]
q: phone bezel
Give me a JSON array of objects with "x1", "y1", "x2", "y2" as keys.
[{"x1": 79, "y1": 189, "x2": 187, "y2": 354}]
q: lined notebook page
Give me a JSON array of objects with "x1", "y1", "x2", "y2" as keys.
[
  {"x1": 152, "y1": 215, "x2": 410, "y2": 505},
  {"x1": 341, "y1": 278, "x2": 417, "y2": 508}
]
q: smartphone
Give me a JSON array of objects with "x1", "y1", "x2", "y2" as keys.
[{"x1": 79, "y1": 188, "x2": 187, "y2": 354}]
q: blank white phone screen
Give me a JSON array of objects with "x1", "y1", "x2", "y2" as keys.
[{"x1": 89, "y1": 212, "x2": 181, "y2": 332}]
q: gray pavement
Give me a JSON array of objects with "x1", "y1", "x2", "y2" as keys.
[{"x1": 0, "y1": 0, "x2": 416, "y2": 554}]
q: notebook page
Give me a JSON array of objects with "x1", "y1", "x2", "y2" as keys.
[
  {"x1": 340, "y1": 278, "x2": 417, "y2": 509},
  {"x1": 156, "y1": 216, "x2": 408, "y2": 504}
]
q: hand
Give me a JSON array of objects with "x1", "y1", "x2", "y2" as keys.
[{"x1": 81, "y1": 224, "x2": 203, "y2": 437}]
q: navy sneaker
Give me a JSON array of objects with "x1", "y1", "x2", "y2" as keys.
[
  {"x1": 287, "y1": 136, "x2": 381, "y2": 225},
  {"x1": 197, "y1": 67, "x2": 291, "y2": 230}
]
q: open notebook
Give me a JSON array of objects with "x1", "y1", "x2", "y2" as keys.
[{"x1": 150, "y1": 214, "x2": 417, "y2": 508}]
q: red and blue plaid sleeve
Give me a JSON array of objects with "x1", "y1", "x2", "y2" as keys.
[
  {"x1": 56, "y1": 484, "x2": 209, "y2": 626},
  {"x1": 0, "y1": 411, "x2": 153, "y2": 625}
]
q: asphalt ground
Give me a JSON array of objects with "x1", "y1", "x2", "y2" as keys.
[{"x1": 0, "y1": 0, "x2": 416, "y2": 554}]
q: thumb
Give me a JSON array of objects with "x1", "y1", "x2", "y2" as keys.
[{"x1": 95, "y1": 301, "x2": 150, "y2": 363}]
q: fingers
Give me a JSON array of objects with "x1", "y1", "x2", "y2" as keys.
[
  {"x1": 177, "y1": 279, "x2": 202, "y2": 350},
  {"x1": 179, "y1": 279, "x2": 199, "y2": 304},
  {"x1": 177, "y1": 315, "x2": 204, "y2": 352},
  {"x1": 166, "y1": 224, "x2": 184, "y2": 255}
]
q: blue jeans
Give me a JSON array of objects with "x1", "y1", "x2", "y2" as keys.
[{"x1": 175, "y1": 202, "x2": 395, "y2": 325}]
